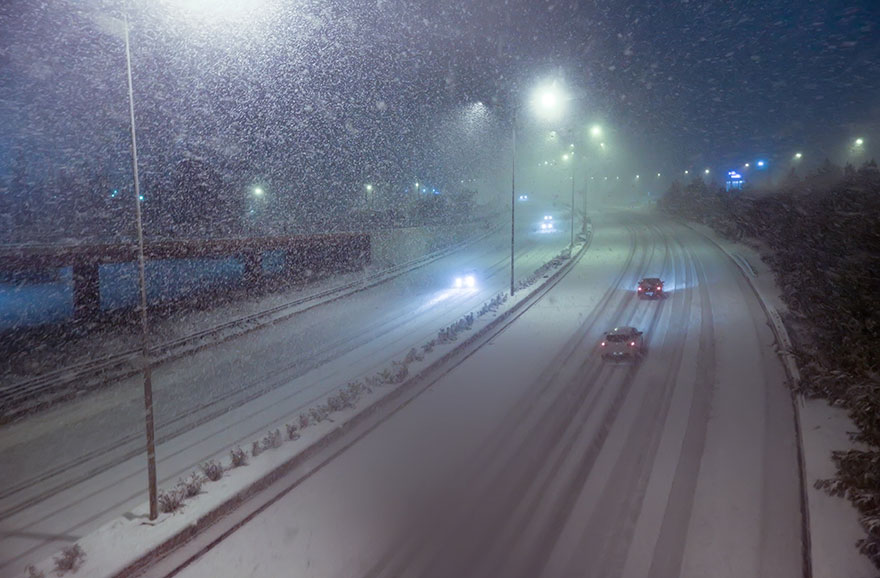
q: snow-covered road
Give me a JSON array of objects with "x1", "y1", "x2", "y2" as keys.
[
  {"x1": 0, "y1": 206, "x2": 571, "y2": 576},
  {"x1": 154, "y1": 211, "x2": 804, "y2": 578}
]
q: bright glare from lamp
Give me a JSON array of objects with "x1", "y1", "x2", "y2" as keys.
[
  {"x1": 794, "y1": 152, "x2": 803, "y2": 159},
  {"x1": 704, "y1": 168, "x2": 710, "y2": 174},
  {"x1": 365, "y1": 184, "x2": 373, "y2": 191},
  {"x1": 253, "y1": 187, "x2": 264, "y2": 196},
  {"x1": 590, "y1": 125, "x2": 602, "y2": 138},
  {"x1": 532, "y1": 82, "x2": 565, "y2": 120},
  {"x1": 855, "y1": 138, "x2": 864, "y2": 146}
]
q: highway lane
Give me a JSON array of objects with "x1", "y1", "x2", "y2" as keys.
[
  {"x1": 0, "y1": 203, "x2": 572, "y2": 576},
  {"x1": 162, "y1": 210, "x2": 803, "y2": 578}
]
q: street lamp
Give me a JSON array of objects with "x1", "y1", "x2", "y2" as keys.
[
  {"x1": 365, "y1": 183, "x2": 373, "y2": 208},
  {"x1": 793, "y1": 152, "x2": 803, "y2": 160},
  {"x1": 855, "y1": 138, "x2": 864, "y2": 147},
  {"x1": 704, "y1": 168, "x2": 710, "y2": 174},
  {"x1": 122, "y1": 10, "x2": 159, "y2": 521},
  {"x1": 562, "y1": 152, "x2": 576, "y2": 246}
]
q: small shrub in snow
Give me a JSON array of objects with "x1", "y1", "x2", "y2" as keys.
[
  {"x1": 404, "y1": 347, "x2": 422, "y2": 364},
  {"x1": 298, "y1": 413, "x2": 310, "y2": 429},
  {"x1": 230, "y1": 446, "x2": 248, "y2": 468},
  {"x1": 310, "y1": 406, "x2": 329, "y2": 423},
  {"x1": 366, "y1": 374, "x2": 383, "y2": 388},
  {"x1": 200, "y1": 460, "x2": 223, "y2": 481},
  {"x1": 391, "y1": 361, "x2": 408, "y2": 383},
  {"x1": 251, "y1": 440, "x2": 263, "y2": 457},
  {"x1": 24, "y1": 564, "x2": 44, "y2": 578},
  {"x1": 53, "y1": 544, "x2": 85, "y2": 574},
  {"x1": 422, "y1": 340, "x2": 435, "y2": 354},
  {"x1": 158, "y1": 488, "x2": 185, "y2": 513},
  {"x1": 178, "y1": 472, "x2": 203, "y2": 498},
  {"x1": 286, "y1": 423, "x2": 300, "y2": 440},
  {"x1": 262, "y1": 429, "x2": 282, "y2": 450},
  {"x1": 326, "y1": 393, "x2": 346, "y2": 412},
  {"x1": 347, "y1": 381, "x2": 366, "y2": 396}
]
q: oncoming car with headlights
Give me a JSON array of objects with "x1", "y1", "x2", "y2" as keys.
[{"x1": 453, "y1": 270, "x2": 477, "y2": 289}]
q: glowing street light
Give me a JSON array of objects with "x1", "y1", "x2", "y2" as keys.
[
  {"x1": 855, "y1": 138, "x2": 864, "y2": 147},
  {"x1": 794, "y1": 152, "x2": 803, "y2": 160},
  {"x1": 590, "y1": 124, "x2": 602, "y2": 138},
  {"x1": 704, "y1": 168, "x2": 710, "y2": 174},
  {"x1": 532, "y1": 81, "x2": 566, "y2": 121},
  {"x1": 684, "y1": 170, "x2": 689, "y2": 175},
  {"x1": 252, "y1": 186, "x2": 264, "y2": 196},
  {"x1": 757, "y1": 160, "x2": 766, "y2": 167},
  {"x1": 744, "y1": 163, "x2": 750, "y2": 168},
  {"x1": 657, "y1": 172, "x2": 661, "y2": 177}
]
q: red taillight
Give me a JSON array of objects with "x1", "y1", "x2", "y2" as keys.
[{"x1": 629, "y1": 341, "x2": 635, "y2": 346}]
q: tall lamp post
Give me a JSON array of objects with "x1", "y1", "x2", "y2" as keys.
[
  {"x1": 510, "y1": 110, "x2": 517, "y2": 296},
  {"x1": 122, "y1": 9, "x2": 158, "y2": 521}
]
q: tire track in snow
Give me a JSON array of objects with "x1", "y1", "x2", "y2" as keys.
[{"x1": 361, "y1": 223, "x2": 662, "y2": 577}]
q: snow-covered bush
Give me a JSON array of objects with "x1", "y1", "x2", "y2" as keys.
[
  {"x1": 230, "y1": 446, "x2": 248, "y2": 468},
  {"x1": 390, "y1": 361, "x2": 408, "y2": 383},
  {"x1": 158, "y1": 488, "x2": 185, "y2": 513},
  {"x1": 298, "y1": 413, "x2": 310, "y2": 429},
  {"x1": 326, "y1": 393, "x2": 347, "y2": 411},
  {"x1": 262, "y1": 429, "x2": 282, "y2": 450},
  {"x1": 251, "y1": 440, "x2": 263, "y2": 457},
  {"x1": 404, "y1": 347, "x2": 423, "y2": 364},
  {"x1": 53, "y1": 545, "x2": 84, "y2": 574},
  {"x1": 200, "y1": 460, "x2": 223, "y2": 481},
  {"x1": 178, "y1": 472, "x2": 203, "y2": 498},
  {"x1": 310, "y1": 406, "x2": 330, "y2": 423},
  {"x1": 24, "y1": 565, "x2": 44, "y2": 578},
  {"x1": 286, "y1": 423, "x2": 299, "y2": 441}
]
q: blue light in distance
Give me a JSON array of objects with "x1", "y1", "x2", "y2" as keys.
[{"x1": 756, "y1": 160, "x2": 766, "y2": 168}]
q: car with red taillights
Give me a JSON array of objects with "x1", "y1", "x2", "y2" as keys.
[{"x1": 600, "y1": 326, "x2": 644, "y2": 361}]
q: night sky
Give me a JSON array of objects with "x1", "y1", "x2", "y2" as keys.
[{"x1": 0, "y1": 0, "x2": 878, "y2": 211}]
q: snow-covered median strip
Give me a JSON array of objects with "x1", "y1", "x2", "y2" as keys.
[{"x1": 21, "y1": 232, "x2": 591, "y2": 578}]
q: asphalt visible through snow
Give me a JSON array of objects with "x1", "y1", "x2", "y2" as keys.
[{"x1": 159, "y1": 210, "x2": 804, "y2": 578}]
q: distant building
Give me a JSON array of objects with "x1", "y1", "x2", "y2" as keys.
[{"x1": 725, "y1": 170, "x2": 744, "y2": 191}]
